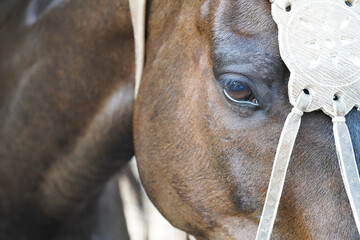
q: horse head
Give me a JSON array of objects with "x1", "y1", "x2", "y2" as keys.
[
  {"x1": 1, "y1": 0, "x2": 360, "y2": 239},
  {"x1": 134, "y1": 1, "x2": 360, "y2": 239}
]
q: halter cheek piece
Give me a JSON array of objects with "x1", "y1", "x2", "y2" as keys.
[
  {"x1": 129, "y1": 0, "x2": 146, "y2": 98},
  {"x1": 130, "y1": 0, "x2": 360, "y2": 239}
]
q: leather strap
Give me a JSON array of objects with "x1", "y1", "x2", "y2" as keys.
[
  {"x1": 129, "y1": 0, "x2": 146, "y2": 98},
  {"x1": 255, "y1": 91, "x2": 312, "y2": 240},
  {"x1": 332, "y1": 99, "x2": 360, "y2": 234}
]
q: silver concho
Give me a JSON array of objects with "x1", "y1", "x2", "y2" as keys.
[
  {"x1": 272, "y1": 0, "x2": 360, "y2": 116},
  {"x1": 256, "y1": 1, "x2": 360, "y2": 239}
]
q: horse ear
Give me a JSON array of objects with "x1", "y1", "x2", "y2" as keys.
[{"x1": 25, "y1": 0, "x2": 67, "y2": 26}]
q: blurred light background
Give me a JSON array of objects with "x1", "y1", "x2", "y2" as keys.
[{"x1": 119, "y1": 158, "x2": 192, "y2": 240}]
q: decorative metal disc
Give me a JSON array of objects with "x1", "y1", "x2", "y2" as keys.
[{"x1": 272, "y1": 0, "x2": 360, "y2": 116}]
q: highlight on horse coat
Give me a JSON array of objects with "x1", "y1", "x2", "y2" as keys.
[{"x1": 0, "y1": 0, "x2": 359, "y2": 239}]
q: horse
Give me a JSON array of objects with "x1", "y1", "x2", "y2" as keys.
[
  {"x1": 0, "y1": 0, "x2": 359, "y2": 240},
  {"x1": 133, "y1": 0, "x2": 360, "y2": 239},
  {"x1": 0, "y1": 0, "x2": 134, "y2": 239}
]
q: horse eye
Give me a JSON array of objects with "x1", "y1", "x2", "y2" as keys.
[{"x1": 223, "y1": 80, "x2": 258, "y2": 106}]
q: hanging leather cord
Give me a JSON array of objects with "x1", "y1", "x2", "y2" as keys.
[
  {"x1": 255, "y1": 91, "x2": 313, "y2": 240},
  {"x1": 332, "y1": 99, "x2": 360, "y2": 235}
]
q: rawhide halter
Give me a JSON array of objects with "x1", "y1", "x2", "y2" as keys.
[
  {"x1": 130, "y1": 0, "x2": 360, "y2": 239},
  {"x1": 257, "y1": 0, "x2": 360, "y2": 239},
  {"x1": 129, "y1": 0, "x2": 146, "y2": 98}
]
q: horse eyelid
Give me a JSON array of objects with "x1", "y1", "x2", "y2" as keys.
[{"x1": 223, "y1": 89, "x2": 259, "y2": 107}]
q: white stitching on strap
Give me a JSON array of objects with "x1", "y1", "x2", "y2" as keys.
[
  {"x1": 332, "y1": 116, "x2": 346, "y2": 123},
  {"x1": 291, "y1": 107, "x2": 303, "y2": 116}
]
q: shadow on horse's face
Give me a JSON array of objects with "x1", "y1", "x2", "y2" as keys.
[{"x1": 134, "y1": 0, "x2": 360, "y2": 239}]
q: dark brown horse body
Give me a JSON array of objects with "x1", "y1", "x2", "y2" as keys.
[
  {"x1": 0, "y1": 0, "x2": 359, "y2": 239},
  {"x1": 0, "y1": 0, "x2": 134, "y2": 239}
]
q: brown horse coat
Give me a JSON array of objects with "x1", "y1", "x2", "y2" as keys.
[
  {"x1": 1, "y1": 0, "x2": 360, "y2": 239},
  {"x1": 134, "y1": 0, "x2": 360, "y2": 239},
  {"x1": 0, "y1": 0, "x2": 134, "y2": 239}
]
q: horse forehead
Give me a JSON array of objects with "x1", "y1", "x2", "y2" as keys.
[
  {"x1": 202, "y1": 0, "x2": 282, "y2": 78},
  {"x1": 211, "y1": 0, "x2": 276, "y2": 35}
]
